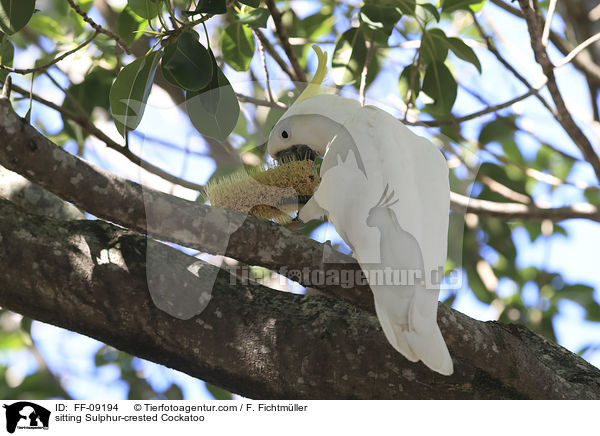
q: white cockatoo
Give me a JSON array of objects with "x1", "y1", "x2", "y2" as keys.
[{"x1": 267, "y1": 46, "x2": 453, "y2": 375}]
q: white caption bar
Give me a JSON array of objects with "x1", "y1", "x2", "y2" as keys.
[{"x1": 0, "y1": 400, "x2": 595, "y2": 435}]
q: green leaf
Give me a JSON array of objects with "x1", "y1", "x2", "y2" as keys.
[
  {"x1": 534, "y1": 144, "x2": 575, "y2": 181},
  {"x1": 419, "y1": 28, "x2": 448, "y2": 65},
  {"x1": 220, "y1": 22, "x2": 255, "y2": 72},
  {"x1": 555, "y1": 284, "x2": 596, "y2": 305},
  {"x1": 117, "y1": 7, "x2": 146, "y2": 45},
  {"x1": 446, "y1": 37, "x2": 481, "y2": 73},
  {"x1": 466, "y1": 264, "x2": 494, "y2": 304},
  {"x1": 501, "y1": 140, "x2": 524, "y2": 165},
  {"x1": 332, "y1": 27, "x2": 367, "y2": 86},
  {"x1": 0, "y1": 0, "x2": 35, "y2": 34},
  {"x1": 63, "y1": 67, "x2": 114, "y2": 122},
  {"x1": 396, "y1": 0, "x2": 417, "y2": 15},
  {"x1": 205, "y1": 383, "x2": 233, "y2": 400},
  {"x1": 422, "y1": 61, "x2": 457, "y2": 114},
  {"x1": 479, "y1": 117, "x2": 516, "y2": 145},
  {"x1": 359, "y1": 49, "x2": 381, "y2": 90},
  {"x1": 469, "y1": 0, "x2": 487, "y2": 12},
  {"x1": 359, "y1": 4, "x2": 402, "y2": 39},
  {"x1": 161, "y1": 31, "x2": 213, "y2": 91},
  {"x1": 398, "y1": 64, "x2": 420, "y2": 104},
  {"x1": 280, "y1": 8, "x2": 301, "y2": 37},
  {"x1": 238, "y1": 0, "x2": 260, "y2": 7},
  {"x1": 584, "y1": 189, "x2": 600, "y2": 206},
  {"x1": 186, "y1": 50, "x2": 240, "y2": 141},
  {"x1": 301, "y1": 10, "x2": 335, "y2": 39},
  {"x1": 0, "y1": 34, "x2": 13, "y2": 82},
  {"x1": 185, "y1": 0, "x2": 227, "y2": 15},
  {"x1": 236, "y1": 7, "x2": 270, "y2": 28},
  {"x1": 419, "y1": 3, "x2": 441, "y2": 21},
  {"x1": 128, "y1": 0, "x2": 161, "y2": 19},
  {"x1": 441, "y1": 0, "x2": 487, "y2": 13},
  {"x1": 109, "y1": 50, "x2": 162, "y2": 137},
  {"x1": 26, "y1": 14, "x2": 65, "y2": 42},
  {"x1": 163, "y1": 384, "x2": 184, "y2": 400},
  {"x1": 478, "y1": 162, "x2": 528, "y2": 203}
]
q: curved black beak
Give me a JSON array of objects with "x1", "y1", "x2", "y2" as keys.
[{"x1": 275, "y1": 144, "x2": 316, "y2": 162}]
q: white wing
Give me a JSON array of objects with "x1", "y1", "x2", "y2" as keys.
[{"x1": 306, "y1": 100, "x2": 453, "y2": 375}]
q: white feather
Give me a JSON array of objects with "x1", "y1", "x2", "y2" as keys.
[{"x1": 273, "y1": 95, "x2": 453, "y2": 375}]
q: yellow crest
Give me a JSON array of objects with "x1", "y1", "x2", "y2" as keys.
[{"x1": 293, "y1": 45, "x2": 327, "y2": 106}]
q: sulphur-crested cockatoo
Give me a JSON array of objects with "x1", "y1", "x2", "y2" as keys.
[{"x1": 266, "y1": 46, "x2": 453, "y2": 375}]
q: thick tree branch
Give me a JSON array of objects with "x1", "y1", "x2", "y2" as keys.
[
  {"x1": 0, "y1": 95, "x2": 370, "y2": 310},
  {"x1": 0, "y1": 96, "x2": 599, "y2": 308},
  {"x1": 1, "y1": 198, "x2": 599, "y2": 399}
]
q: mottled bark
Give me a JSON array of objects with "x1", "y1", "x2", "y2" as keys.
[{"x1": 0, "y1": 199, "x2": 599, "y2": 399}]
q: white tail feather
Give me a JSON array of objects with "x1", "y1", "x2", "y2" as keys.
[
  {"x1": 374, "y1": 293, "x2": 454, "y2": 375},
  {"x1": 373, "y1": 298, "x2": 418, "y2": 362}
]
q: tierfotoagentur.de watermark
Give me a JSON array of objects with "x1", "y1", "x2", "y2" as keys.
[{"x1": 225, "y1": 265, "x2": 462, "y2": 290}]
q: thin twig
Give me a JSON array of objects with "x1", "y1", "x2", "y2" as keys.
[
  {"x1": 1, "y1": 75, "x2": 11, "y2": 98},
  {"x1": 541, "y1": 0, "x2": 558, "y2": 46},
  {"x1": 555, "y1": 31, "x2": 600, "y2": 68},
  {"x1": 485, "y1": 177, "x2": 529, "y2": 205},
  {"x1": 66, "y1": 0, "x2": 133, "y2": 55},
  {"x1": 4, "y1": 80, "x2": 205, "y2": 191},
  {"x1": 253, "y1": 28, "x2": 275, "y2": 103},
  {"x1": 0, "y1": 31, "x2": 99, "y2": 75},
  {"x1": 409, "y1": 83, "x2": 546, "y2": 127},
  {"x1": 253, "y1": 28, "x2": 298, "y2": 83},
  {"x1": 489, "y1": 0, "x2": 600, "y2": 86},
  {"x1": 442, "y1": 139, "x2": 534, "y2": 204},
  {"x1": 359, "y1": 31, "x2": 376, "y2": 106},
  {"x1": 263, "y1": 0, "x2": 307, "y2": 84},
  {"x1": 450, "y1": 191, "x2": 600, "y2": 222},
  {"x1": 235, "y1": 93, "x2": 288, "y2": 109},
  {"x1": 518, "y1": 0, "x2": 600, "y2": 183},
  {"x1": 472, "y1": 14, "x2": 556, "y2": 115}
]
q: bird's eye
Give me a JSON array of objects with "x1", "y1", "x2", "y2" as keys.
[{"x1": 280, "y1": 129, "x2": 289, "y2": 140}]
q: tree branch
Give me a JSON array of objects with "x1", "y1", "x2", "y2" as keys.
[
  {"x1": 2, "y1": 80, "x2": 205, "y2": 192},
  {"x1": 0, "y1": 31, "x2": 99, "y2": 75},
  {"x1": 555, "y1": 31, "x2": 600, "y2": 68},
  {"x1": 489, "y1": 0, "x2": 600, "y2": 87},
  {"x1": 252, "y1": 29, "x2": 298, "y2": 84},
  {"x1": 411, "y1": 84, "x2": 545, "y2": 127},
  {"x1": 263, "y1": 0, "x2": 307, "y2": 84},
  {"x1": 1, "y1": 197, "x2": 599, "y2": 399},
  {"x1": 451, "y1": 192, "x2": 599, "y2": 222},
  {"x1": 0, "y1": 94, "x2": 599, "y2": 302},
  {"x1": 236, "y1": 93, "x2": 288, "y2": 109},
  {"x1": 472, "y1": 14, "x2": 556, "y2": 115},
  {"x1": 66, "y1": 0, "x2": 133, "y2": 55},
  {"x1": 518, "y1": 0, "x2": 600, "y2": 183}
]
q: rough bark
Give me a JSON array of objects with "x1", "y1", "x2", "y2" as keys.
[{"x1": 1, "y1": 198, "x2": 599, "y2": 399}]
